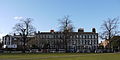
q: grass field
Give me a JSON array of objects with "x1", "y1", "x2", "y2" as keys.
[{"x1": 0, "y1": 53, "x2": 120, "y2": 60}]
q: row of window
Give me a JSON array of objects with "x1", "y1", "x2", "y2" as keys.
[
  {"x1": 37, "y1": 34, "x2": 62, "y2": 39},
  {"x1": 40, "y1": 39, "x2": 98, "y2": 46},
  {"x1": 77, "y1": 40, "x2": 98, "y2": 45},
  {"x1": 69, "y1": 40, "x2": 98, "y2": 45},
  {"x1": 71, "y1": 35, "x2": 97, "y2": 39},
  {"x1": 37, "y1": 34, "x2": 97, "y2": 39}
]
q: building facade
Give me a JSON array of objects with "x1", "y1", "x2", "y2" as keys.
[
  {"x1": 2, "y1": 35, "x2": 17, "y2": 48},
  {"x1": 2, "y1": 34, "x2": 35, "y2": 50},
  {"x1": 110, "y1": 36, "x2": 120, "y2": 51},
  {"x1": 35, "y1": 28, "x2": 98, "y2": 52},
  {"x1": 99, "y1": 40, "x2": 109, "y2": 48}
]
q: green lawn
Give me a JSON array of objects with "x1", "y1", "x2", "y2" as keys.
[{"x1": 0, "y1": 53, "x2": 120, "y2": 60}]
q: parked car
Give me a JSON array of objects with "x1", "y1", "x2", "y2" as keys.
[
  {"x1": 95, "y1": 49, "x2": 103, "y2": 53},
  {"x1": 30, "y1": 49, "x2": 39, "y2": 53}
]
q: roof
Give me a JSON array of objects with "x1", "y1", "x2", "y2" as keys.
[
  {"x1": 111, "y1": 36, "x2": 120, "y2": 41},
  {"x1": 37, "y1": 32, "x2": 98, "y2": 35},
  {"x1": 14, "y1": 35, "x2": 35, "y2": 38},
  {"x1": 3, "y1": 35, "x2": 12, "y2": 37}
]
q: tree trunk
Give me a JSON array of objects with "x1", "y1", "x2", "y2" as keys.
[{"x1": 22, "y1": 36, "x2": 26, "y2": 53}]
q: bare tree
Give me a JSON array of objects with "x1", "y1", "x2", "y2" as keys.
[
  {"x1": 100, "y1": 17, "x2": 119, "y2": 49},
  {"x1": 58, "y1": 15, "x2": 74, "y2": 32},
  {"x1": 13, "y1": 18, "x2": 36, "y2": 53},
  {"x1": 100, "y1": 17, "x2": 119, "y2": 40},
  {"x1": 58, "y1": 16, "x2": 75, "y2": 52}
]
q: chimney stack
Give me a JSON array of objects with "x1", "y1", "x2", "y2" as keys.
[
  {"x1": 50, "y1": 30, "x2": 54, "y2": 32},
  {"x1": 38, "y1": 31, "x2": 40, "y2": 34},
  {"x1": 92, "y1": 28, "x2": 96, "y2": 33},
  {"x1": 78, "y1": 28, "x2": 84, "y2": 32},
  {"x1": 14, "y1": 33, "x2": 16, "y2": 36}
]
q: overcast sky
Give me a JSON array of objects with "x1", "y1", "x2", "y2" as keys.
[{"x1": 0, "y1": 0, "x2": 120, "y2": 39}]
